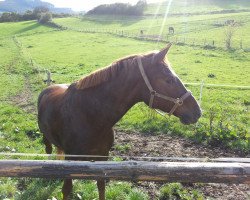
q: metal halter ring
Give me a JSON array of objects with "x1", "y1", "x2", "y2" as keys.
[
  {"x1": 176, "y1": 98, "x2": 183, "y2": 106},
  {"x1": 150, "y1": 90, "x2": 156, "y2": 95}
]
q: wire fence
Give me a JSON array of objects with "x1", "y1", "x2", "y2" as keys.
[
  {"x1": 12, "y1": 32, "x2": 250, "y2": 92},
  {"x1": 61, "y1": 26, "x2": 249, "y2": 50}
]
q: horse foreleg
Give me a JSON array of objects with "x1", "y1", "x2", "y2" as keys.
[
  {"x1": 43, "y1": 135, "x2": 52, "y2": 154},
  {"x1": 97, "y1": 180, "x2": 105, "y2": 200},
  {"x1": 56, "y1": 147, "x2": 65, "y2": 160},
  {"x1": 62, "y1": 179, "x2": 73, "y2": 200}
]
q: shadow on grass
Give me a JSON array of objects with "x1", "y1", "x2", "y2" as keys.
[
  {"x1": 14, "y1": 23, "x2": 42, "y2": 34},
  {"x1": 21, "y1": 21, "x2": 37, "y2": 25},
  {"x1": 16, "y1": 179, "x2": 62, "y2": 200},
  {"x1": 83, "y1": 15, "x2": 144, "y2": 27}
]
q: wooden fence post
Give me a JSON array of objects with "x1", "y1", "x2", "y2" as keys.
[
  {"x1": 199, "y1": 80, "x2": 204, "y2": 106},
  {"x1": 45, "y1": 71, "x2": 53, "y2": 86}
]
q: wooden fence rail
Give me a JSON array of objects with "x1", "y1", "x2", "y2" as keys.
[{"x1": 0, "y1": 160, "x2": 249, "y2": 184}]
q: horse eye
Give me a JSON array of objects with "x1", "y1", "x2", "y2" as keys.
[{"x1": 165, "y1": 78, "x2": 173, "y2": 84}]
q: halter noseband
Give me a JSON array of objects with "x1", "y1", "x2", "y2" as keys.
[{"x1": 137, "y1": 57, "x2": 191, "y2": 116}]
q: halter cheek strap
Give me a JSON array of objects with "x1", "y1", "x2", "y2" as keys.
[{"x1": 137, "y1": 57, "x2": 191, "y2": 116}]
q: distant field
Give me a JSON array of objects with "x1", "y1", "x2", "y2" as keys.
[
  {"x1": 145, "y1": 0, "x2": 250, "y2": 15},
  {"x1": 54, "y1": 11, "x2": 250, "y2": 49}
]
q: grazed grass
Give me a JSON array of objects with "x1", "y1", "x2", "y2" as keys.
[
  {"x1": 17, "y1": 31, "x2": 250, "y2": 85},
  {"x1": 54, "y1": 11, "x2": 250, "y2": 49},
  {"x1": 0, "y1": 20, "x2": 56, "y2": 38},
  {"x1": 145, "y1": 0, "x2": 250, "y2": 15}
]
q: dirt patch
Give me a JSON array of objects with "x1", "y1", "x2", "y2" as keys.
[
  {"x1": 11, "y1": 76, "x2": 36, "y2": 113},
  {"x1": 110, "y1": 131, "x2": 250, "y2": 199}
]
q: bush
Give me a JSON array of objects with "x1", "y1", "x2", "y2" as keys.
[
  {"x1": 0, "y1": 7, "x2": 55, "y2": 23},
  {"x1": 38, "y1": 12, "x2": 52, "y2": 24},
  {"x1": 87, "y1": 0, "x2": 147, "y2": 16}
]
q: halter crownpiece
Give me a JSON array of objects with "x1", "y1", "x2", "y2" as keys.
[{"x1": 136, "y1": 56, "x2": 191, "y2": 116}]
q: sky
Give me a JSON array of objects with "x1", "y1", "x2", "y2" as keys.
[
  {"x1": 40, "y1": 0, "x2": 162, "y2": 11},
  {"x1": 0, "y1": 0, "x2": 163, "y2": 12}
]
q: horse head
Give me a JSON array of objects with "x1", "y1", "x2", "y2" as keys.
[{"x1": 138, "y1": 44, "x2": 201, "y2": 124}]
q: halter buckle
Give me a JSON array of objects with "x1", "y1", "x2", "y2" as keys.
[
  {"x1": 150, "y1": 90, "x2": 156, "y2": 95},
  {"x1": 176, "y1": 98, "x2": 183, "y2": 106}
]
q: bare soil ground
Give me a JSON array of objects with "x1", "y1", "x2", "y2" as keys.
[
  {"x1": 11, "y1": 76, "x2": 36, "y2": 113},
  {"x1": 111, "y1": 131, "x2": 250, "y2": 200}
]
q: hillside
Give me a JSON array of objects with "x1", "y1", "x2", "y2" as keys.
[
  {"x1": 0, "y1": 0, "x2": 73, "y2": 13},
  {"x1": 145, "y1": 0, "x2": 250, "y2": 15}
]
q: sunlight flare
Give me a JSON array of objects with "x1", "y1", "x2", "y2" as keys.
[
  {"x1": 158, "y1": 0, "x2": 174, "y2": 42},
  {"x1": 146, "y1": 1, "x2": 163, "y2": 35}
]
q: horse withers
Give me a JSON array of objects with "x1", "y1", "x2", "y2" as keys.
[{"x1": 38, "y1": 44, "x2": 201, "y2": 200}]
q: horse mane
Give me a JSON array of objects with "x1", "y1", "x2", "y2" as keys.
[{"x1": 76, "y1": 52, "x2": 155, "y2": 90}]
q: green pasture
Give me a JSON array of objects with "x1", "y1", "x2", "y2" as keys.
[
  {"x1": 16, "y1": 29, "x2": 250, "y2": 85},
  {"x1": 0, "y1": 20, "x2": 55, "y2": 38},
  {"x1": 54, "y1": 11, "x2": 250, "y2": 49},
  {"x1": 145, "y1": 0, "x2": 250, "y2": 15},
  {"x1": 0, "y1": 7, "x2": 249, "y2": 199},
  {"x1": 0, "y1": 19, "x2": 248, "y2": 155}
]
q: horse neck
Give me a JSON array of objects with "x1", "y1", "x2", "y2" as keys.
[{"x1": 75, "y1": 61, "x2": 143, "y2": 129}]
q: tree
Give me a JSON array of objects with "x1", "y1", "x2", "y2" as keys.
[
  {"x1": 38, "y1": 12, "x2": 52, "y2": 24},
  {"x1": 224, "y1": 23, "x2": 236, "y2": 50},
  {"x1": 0, "y1": 12, "x2": 19, "y2": 22},
  {"x1": 22, "y1": 10, "x2": 35, "y2": 21},
  {"x1": 33, "y1": 6, "x2": 50, "y2": 18},
  {"x1": 86, "y1": 0, "x2": 147, "y2": 16}
]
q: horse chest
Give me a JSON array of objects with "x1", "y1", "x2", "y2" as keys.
[{"x1": 63, "y1": 128, "x2": 114, "y2": 156}]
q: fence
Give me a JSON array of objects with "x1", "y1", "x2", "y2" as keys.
[
  {"x1": 61, "y1": 26, "x2": 248, "y2": 50},
  {"x1": 0, "y1": 159, "x2": 249, "y2": 184}
]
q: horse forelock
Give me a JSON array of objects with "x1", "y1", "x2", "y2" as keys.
[{"x1": 75, "y1": 52, "x2": 155, "y2": 90}]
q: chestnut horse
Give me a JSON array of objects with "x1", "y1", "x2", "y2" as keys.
[{"x1": 38, "y1": 44, "x2": 201, "y2": 200}]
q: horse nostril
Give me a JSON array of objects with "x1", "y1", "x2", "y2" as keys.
[
  {"x1": 198, "y1": 109, "x2": 202, "y2": 117},
  {"x1": 197, "y1": 111, "x2": 201, "y2": 118}
]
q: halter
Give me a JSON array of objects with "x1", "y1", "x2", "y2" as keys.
[{"x1": 137, "y1": 57, "x2": 191, "y2": 116}]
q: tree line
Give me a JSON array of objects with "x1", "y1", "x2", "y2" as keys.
[
  {"x1": 0, "y1": 7, "x2": 71, "y2": 23},
  {"x1": 87, "y1": 0, "x2": 147, "y2": 16}
]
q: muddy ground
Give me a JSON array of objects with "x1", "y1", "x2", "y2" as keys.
[{"x1": 110, "y1": 131, "x2": 250, "y2": 200}]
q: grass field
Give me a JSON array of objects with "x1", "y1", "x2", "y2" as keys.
[
  {"x1": 0, "y1": 1, "x2": 249, "y2": 199},
  {"x1": 54, "y1": 11, "x2": 250, "y2": 49},
  {"x1": 145, "y1": 0, "x2": 250, "y2": 15}
]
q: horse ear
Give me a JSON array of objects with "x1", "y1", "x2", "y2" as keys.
[{"x1": 152, "y1": 43, "x2": 172, "y2": 63}]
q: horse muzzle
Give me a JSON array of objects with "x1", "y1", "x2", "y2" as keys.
[{"x1": 180, "y1": 110, "x2": 202, "y2": 125}]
